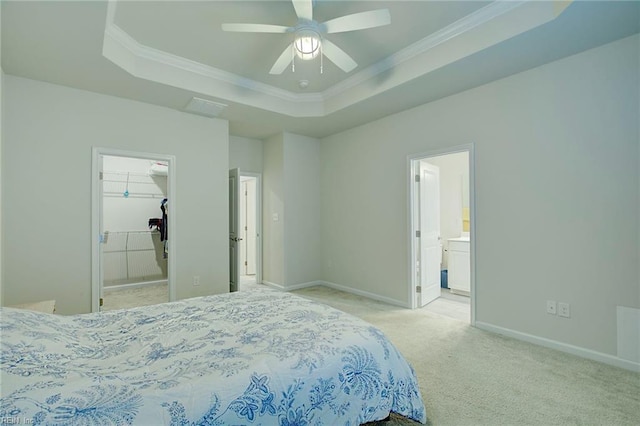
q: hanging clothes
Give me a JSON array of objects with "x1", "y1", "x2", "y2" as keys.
[
  {"x1": 148, "y1": 218, "x2": 162, "y2": 231},
  {"x1": 161, "y1": 198, "x2": 168, "y2": 258}
]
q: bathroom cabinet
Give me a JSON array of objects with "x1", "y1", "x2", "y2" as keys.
[{"x1": 448, "y1": 237, "x2": 470, "y2": 294}]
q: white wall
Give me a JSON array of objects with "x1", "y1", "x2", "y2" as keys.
[
  {"x1": 321, "y1": 35, "x2": 639, "y2": 359},
  {"x1": 3, "y1": 76, "x2": 229, "y2": 314},
  {"x1": 262, "y1": 132, "x2": 322, "y2": 288},
  {"x1": 283, "y1": 132, "x2": 322, "y2": 287},
  {"x1": 229, "y1": 135, "x2": 263, "y2": 173},
  {"x1": 1, "y1": 4, "x2": 4, "y2": 306},
  {"x1": 262, "y1": 133, "x2": 285, "y2": 286},
  {"x1": 0, "y1": 64, "x2": 3, "y2": 307}
]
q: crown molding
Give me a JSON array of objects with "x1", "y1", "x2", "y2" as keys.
[
  {"x1": 323, "y1": 0, "x2": 526, "y2": 100},
  {"x1": 320, "y1": 0, "x2": 572, "y2": 115},
  {"x1": 104, "y1": 23, "x2": 324, "y2": 105},
  {"x1": 103, "y1": 0, "x2": 569, "y2": 118}
]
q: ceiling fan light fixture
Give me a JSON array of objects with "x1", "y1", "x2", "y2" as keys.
[
  {"x1": 222, "y1": 1, "x2": 391, "y2": 75},
  {"x1": 293, "y1": 29, "x2": 321, "y2": 60}
]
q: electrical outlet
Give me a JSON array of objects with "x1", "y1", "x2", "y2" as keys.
[
  {"x1": 558, "y1": 302, "x2": 570, "y2": 318},
  {"x1": 546, "y1": 300, "x2": 557, "y2": 315},
  {"x1": 193, "y1": 276, "x2": 200, "y2": 286}
]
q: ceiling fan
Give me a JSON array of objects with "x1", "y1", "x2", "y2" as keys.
[{"x1": 221, "y1": 0, "x2": 390, "y2": 74}]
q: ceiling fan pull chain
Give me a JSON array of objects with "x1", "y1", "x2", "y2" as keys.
[{"x1": 320, "y1": 43, "x2": 323, "y2": 74}]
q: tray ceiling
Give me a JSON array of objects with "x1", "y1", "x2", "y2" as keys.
[{"x1": 2, "y1": 1, "x2": 639, "y2": 139}]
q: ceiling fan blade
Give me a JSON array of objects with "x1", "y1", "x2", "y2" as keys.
[
  {"x1": 322, "y1": 9, "x2": 391, "y2": 34},
  {"x1": 221, "y1": 23, "x2": 290, "y2": 33},
  {"x1": 292, "y1": 0, "x2": 313, "y2": 21},
  {"x1": 269, "y1": 45, "x2": 293, "y2": 74},
  {"x1": 322, "y1": 39, "x2": 357, "y2": 73}
]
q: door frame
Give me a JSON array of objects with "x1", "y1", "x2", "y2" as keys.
[
  {"x1": 91, "y1": 147, "x2": 176, "y2": 312},
  {"x1": 407, "y1": 143, "x2": 476, "y2": 325},
  {"x1": 239, "y1": 171, "x2": 263, "y2": 285}
]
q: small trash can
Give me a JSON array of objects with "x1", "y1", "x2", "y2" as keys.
[{"x1": 440, "y1": 270, "x2": 448, "y2": 288}]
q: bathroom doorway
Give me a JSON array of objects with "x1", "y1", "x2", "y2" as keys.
[
  {"x1": 409, "y1": 146, "x2": 475, "y2": 324},
  {"x1": 91, "y1": 148, "x2": 176, "y2": 312},
  {"x1": 237, "y1": 172, "x2": 262, "y2": 291}
]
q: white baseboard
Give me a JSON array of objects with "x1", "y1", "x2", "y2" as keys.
[
  {"x1": 262, "y1": 279, "x2": 637, "y2": 372},
  {"x1": 261, "y1": 279, "x2": 408, "y2": 308},
  {"x1": 476, "y1": 321, "x2": 640, "y2": 373},
  {"x1": 261, "y1": 280, "x2": 323, "y2": 291},
  {"x1": 285, "y1": 281, "x2": 324, "y2": 291},
  {"x1": 286, "y1": 280, "x2": 325, "y2": 291},
  {"x1": 104, "y1": 279, "x2": 167, "y2": 292},
  {"x1": 260, "y1": 280, "x2": 284, "y2": 290},
  {"x1": 319, "y1": 280, "x2": 410, "y2": 308}
]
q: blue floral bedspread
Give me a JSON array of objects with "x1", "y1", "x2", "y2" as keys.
[{"x1": 1, "y1": 290, "x2": 426, "y2": 425}]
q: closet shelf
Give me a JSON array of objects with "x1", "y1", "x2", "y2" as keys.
[
  {"x1": 102, "y1": 170, "x2": 166, "y2": 199},
  {"x1": 103, "y1": 170, "x2": 164, "y2": 178}
]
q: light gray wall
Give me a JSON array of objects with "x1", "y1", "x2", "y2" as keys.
[
  {"x1": 3, "y1": 76, "x2": 230, "y2": 314},
  {"x1": 262, "y1": 133, "x2": 285, "y2": 286},
  {"x1": 0, "y1": 67, "x2": 3, "y2": 306},
  {"x1": 229, "y1": 135, "x2": 263, "y2": 173},
  {"x1": 320, "y1": 34, "x2": 639, "y2": 357},
  {"x1": 261, "y1": 132, "x2": 322, "y2": 288},
  {"x1": 0, "y1": 0, "x2": 3, "y2": 306},
  {"x1": 283, "y1": 132, "x2": 322, "y2": 287}
]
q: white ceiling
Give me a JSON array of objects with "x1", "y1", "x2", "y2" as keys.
[{"x1": 2, "y1": 1, "x2": 639, "y2": 140}]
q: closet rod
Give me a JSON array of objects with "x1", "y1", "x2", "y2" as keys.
[
  {"x1": 103, "y1": 178, "x2": 161, "y2": 183},
  {"x1": 103, "y1": 192, "x2": 165, "y2": 199}
]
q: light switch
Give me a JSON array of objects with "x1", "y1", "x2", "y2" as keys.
[{"x1": 272, "y1": 213, "x2": 279, "y2": 221}]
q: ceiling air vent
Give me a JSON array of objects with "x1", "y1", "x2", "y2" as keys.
[{"x1": 184, "y1": 97, "x2": 228, "y2": 118}]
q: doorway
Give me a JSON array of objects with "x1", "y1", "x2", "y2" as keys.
[
  {"x1": 229, "y1": 169, "x2": 262, "y2": 292},
  {"x1": 409, "y1": 146, "x2": 475, "y2": 324},
  {"x1": 91, "y1": 148, "x2": 176, "y2": 312}
]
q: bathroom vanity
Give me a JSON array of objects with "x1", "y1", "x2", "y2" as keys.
[{"x1": 448, "y1": 236, "x2": 470, "y2": 294}]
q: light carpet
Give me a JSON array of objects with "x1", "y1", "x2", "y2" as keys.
[
  {"x1": 102, "y1": 283, "x2": 168, "y2": 312},
  {"x1": 292, "y1": 286, "x2": 640, "y2": 426}
]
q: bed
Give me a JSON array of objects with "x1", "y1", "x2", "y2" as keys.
[{"x1": 1, "y1": 289, "x2": 426, "y2": 425}]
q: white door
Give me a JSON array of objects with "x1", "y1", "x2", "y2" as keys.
[
  {"x1": 245, "y1": 179, "x2": 257, "y2": 275},
  {"x1": 419, "y1": 161, "x2": 441, "y2": 306},
  {"x1": 229, "y1": 168, "x2": 241, "y2": 292},
  {"x1": 98, "y1": 154, "x2": 105, "y2": 311},
  {"x1": 239, "y1": 178, "x2": 257, "y2": 276},
  {"x1": 240, "y1": 180, "x2": 248, "y2": 275}
]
